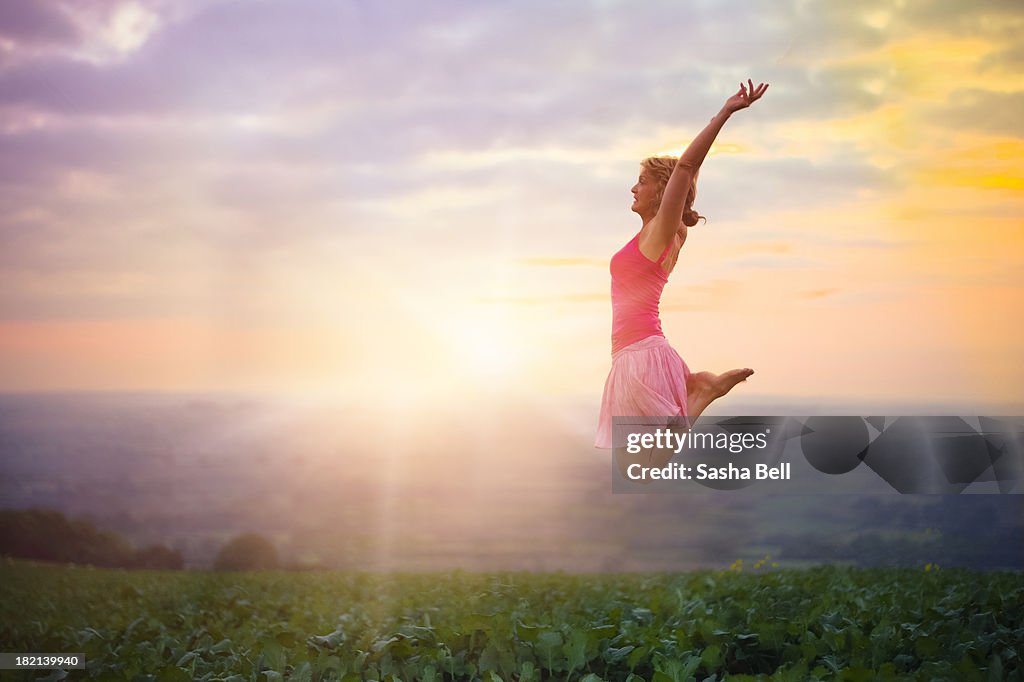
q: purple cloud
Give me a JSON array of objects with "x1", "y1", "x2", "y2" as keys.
[{"x1": 0, "y1": 1, "x2": 80, "y2": 47}]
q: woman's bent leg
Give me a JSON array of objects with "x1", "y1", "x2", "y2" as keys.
[{"x1": 686, "y1": 368, "x2": 754, "y2": 420}]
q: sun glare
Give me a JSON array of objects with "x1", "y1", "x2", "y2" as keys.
[{"x1": 444, "y1": 308, "x2": 526, "y2": 382}]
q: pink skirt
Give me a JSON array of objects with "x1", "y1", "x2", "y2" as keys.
[{"x1": 595, "y1": 334, "x2": 691, "y2": 449}]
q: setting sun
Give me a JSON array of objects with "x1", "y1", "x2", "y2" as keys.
[{"x1": 444, "y1": 307, "x2": 528, "y2": 381}]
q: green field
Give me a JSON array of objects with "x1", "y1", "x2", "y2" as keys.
[{"x1": 1, "y1": 558, "x2": 1021, "y2": 681}]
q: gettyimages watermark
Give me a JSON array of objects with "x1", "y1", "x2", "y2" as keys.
[{"x1": 610, "y1": 415, "x2": 1024, "y2": 494}]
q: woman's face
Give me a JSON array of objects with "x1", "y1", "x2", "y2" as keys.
[{"x1": 631, "y1": 169, "x2": 659, "y2": 214}]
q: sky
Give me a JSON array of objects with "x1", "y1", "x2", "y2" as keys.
[{"x1": 1, "y1": 0, "x2": 1022, "y2": 419}]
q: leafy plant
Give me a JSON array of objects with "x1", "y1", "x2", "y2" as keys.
[{"x1": 1, "y1": 559, "x2": 1021, "y2": 681}]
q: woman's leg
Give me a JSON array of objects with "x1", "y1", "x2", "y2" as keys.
[{"x1": 686, "y1": 368, "x2": 754, "y2": 420}]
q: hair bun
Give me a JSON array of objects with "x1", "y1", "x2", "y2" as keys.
[{"x1": 682, "y1": 208, "x2": 700, "y2": 227}]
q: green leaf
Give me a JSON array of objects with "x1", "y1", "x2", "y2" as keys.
[
  {"x1": 681, "y1": 654, "x2": 700, "y2": 678},
  {"x1": 838, "y1": 666, "x2": 875, "y2": 682},
  {"x1": 820, "y1": 654, "x2": 841, "y2": 674},
  {"x1": 914, "y1": 635, "x2": 939, "y2": 658},
  {"x1": 290, "y1": 661, "x2": 313, "y2": 682},
  {"x1": 35, "y1": 670, "x2": 69, "y2": 682},
  {"x1": 892, "y1": 654, "x2": 915, "y2": 671},
  {"x1": 464, "y1": 612, "x2": 497, "y2": 631},
  {"x1": 535, "y1": 630, "x2": 563, "y2": 666},
  {"x1": 210, "y1": 637, "x2": 233, "y2": 654},
  {"x1": 564, "y1": 629, "x2": 588, "y2": 671},
  {"x1": 701, "y1": 644, "x2": 722, "y2": 669},
  {"x1": 274, "y1": 630, "x2": 297, "y2": 648},
  {"x1": 604, "y1": 645, "x2": 634, "y2": 664},
  {"x1": 175, "y1": 651, "x2": 197, "y2": 667},
  {"x1": 987, "y1": 653, "x2": 1003, "y2": 682},
  {"x1": 516, "y1": 622, "x2": 544, "y2": 643},
  {"x1": 479, "y1": 641, "x2": 502, "y2": 674},
  {"x1": 155, "y1": 665, "x2": 191, "y2": 682},
  {"x1": 260, "y1": 637, "x2": 285, "y2": 671},
  {"x1": 628, "y1": 645, "x2": 649, "y2": 670}
]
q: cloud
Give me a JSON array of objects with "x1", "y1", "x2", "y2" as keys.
[
  {"x1": 723, "y1": 255, "x2": 819, "y2": 270},
  {"x1": 909, "y1": 138, "x2": 1024, "y2": 193},
  {"x1": 0, "y1": 0, "x2": 891, "y2": 143},
  {"x1": 0, "y1": 269, "x2": 203, "y2": 321},
  {"x1": 516, "y1": 257, "x2": 607, "y2": 267},
  {"x1": 0, "y1": 118, "x2": 199, "y2": 184},
  {"x1": 979, "y1": 42, "x2": 1024, "y2": 72},
  {"x1": 0, "y1": 1, "x2": 80, "y2": 47},
  {"x1": 0, "y1": 0, "x2": 904, "y2": 246},
  {"x1": 729, "y1": 242, "x2": 793, "y2": 255},
  {"x1": 660, "y1": 302, "x2": 714, "y2": 312},
  {"x1": 777, "y1": 0, "x2": 890, "y2": 56},
  {"x1": 475, "y1": 293, "x2": 606, "y2": 305},
  {"x1": 0, "y1": 1, "x2": 369, "y2": 114},
  {"x1": 1, "y1": 0, "x2": 1020, "y2": 324},
  {"x1": 679, "y1": 278, "x2": 740, "y2": 298},
  {"x1": 894, "y1": 0, "x2": 1024, "y2": 40},
  {"x1": 759, "y1": 63, "x2": 889, "y2": 121},
  {"x1": 690, "y1": 154, "x2": 889, "y2": 224},
  {"x1": 800, "y1": 287, "x2": 840, "y2": 299},
  {"x1": 926, "y1": 88, "x2": 1024, "y2": 137}
]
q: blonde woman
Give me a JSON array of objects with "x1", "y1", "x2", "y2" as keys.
[{"x1": 596, "y1": 79, "x2": 769, "y2": 451}]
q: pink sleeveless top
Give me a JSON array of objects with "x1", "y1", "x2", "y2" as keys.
[{"x1": 610, "y1": 231, "x2": 674, "y2": 354}]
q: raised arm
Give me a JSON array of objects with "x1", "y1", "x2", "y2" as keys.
[{"x1": 648, "y1": 80, "x2": 768, "y2": 250}]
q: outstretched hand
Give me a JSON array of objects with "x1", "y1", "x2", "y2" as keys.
[{"x1": 724, "y1": 79, "x2": 768, "y2": 114}]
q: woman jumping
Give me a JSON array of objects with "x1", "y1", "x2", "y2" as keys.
[{"x1": 595, "y1": 79, "x2": 769, "y2": 452}]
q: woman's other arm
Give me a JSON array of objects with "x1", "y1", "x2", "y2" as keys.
[{"x1": 649, "y1": 80, "x2": 768, "y2": 250}]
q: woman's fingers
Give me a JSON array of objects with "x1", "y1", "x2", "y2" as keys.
[
  {"x1": 728, "y1": 80, "x2": 771, "y2": 111},
  {"x1": 746, "y1": 81, "x2": 768, "y2": 102}
]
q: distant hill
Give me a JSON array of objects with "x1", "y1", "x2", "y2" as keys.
[{"x1": 0, "y1": 392, "x2": 1021, "y2": 571}]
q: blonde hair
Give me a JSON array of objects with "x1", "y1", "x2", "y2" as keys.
[{"x1": 640, "y1": 156, "x2": 706, "y2": 227}]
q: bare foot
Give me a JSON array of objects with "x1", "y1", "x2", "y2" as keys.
[
  {"x1": 714, "y1": 367, "x2": 754, "y2": 396},
  {"x1": 687, "y1": 371, "x2": 716, "y2": 397},
  {"x1": 687, "y1": 368, "x2": 754, "y2": 420}
]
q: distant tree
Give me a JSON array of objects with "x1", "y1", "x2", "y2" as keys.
[
  {"x1": 0, "y1": 507, "x2": 190, "y2": 569},
  {"x1": 0, "y1": 507, "x2": 134, "y2": 567},
  {"x1": 213, "y1": 532, "x2": 279, "y2": 571},
  {"x1": 133, "y1": 543, "x2": 185, "y2": 570}
]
